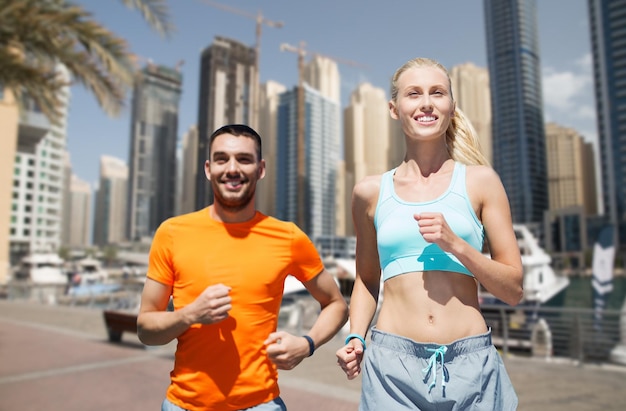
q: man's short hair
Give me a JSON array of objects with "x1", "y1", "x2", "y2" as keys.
[{"x1": 209, "y1": 124, "x2": 262, "y2": 160}]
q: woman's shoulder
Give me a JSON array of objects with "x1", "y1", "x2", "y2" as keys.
[
  {"x1": 465, "y1": 163, "x2": 501, "y2": 183},
  {"x1": 353, "y1": 173, "x2": 384, "y2": 200},
  {"x1": 465, "y1": 164, "x2": 506, "y2": 203}
]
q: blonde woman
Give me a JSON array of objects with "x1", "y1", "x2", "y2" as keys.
[{"x1": 336, "y1": 58, "x2": 523, "y2": 410}]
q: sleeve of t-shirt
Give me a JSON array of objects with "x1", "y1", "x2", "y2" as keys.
[
  {"x1": 147, "y1": 220, "x2": 175, "y2": 286},
  {"x1": 289, "y1": 224, "x2": 325, "y2": 283}
]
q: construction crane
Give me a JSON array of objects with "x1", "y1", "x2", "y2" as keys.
[
  {"x1": 197, "y1": 0, "x2": 284, "y2": 127},
  {"x1": 280, "y1": 42, "x2": 367, "y2": 230}
]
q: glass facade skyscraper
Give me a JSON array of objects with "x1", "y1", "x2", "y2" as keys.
[
  {"x1": 127, "y1": 64, "x2": 182, "y2": 241},
  {"x1": 589, "y1": 0, "x2": 626, "y2": 249},
  {"x1": 276, "y1": 84, "x2": 339, "y2": 239},
  {"x1": 195, "y1": 37, "x2": 256, "y2": 210},
  {"x1": 484, "y1": 0, "x2": 548, "y2": 225}
]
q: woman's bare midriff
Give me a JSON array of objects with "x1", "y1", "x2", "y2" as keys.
[{"x1": 375, "y1": 270, "x2": 488, "y2": 344}]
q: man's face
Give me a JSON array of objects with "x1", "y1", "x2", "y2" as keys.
[{"x1": 205, "y1": 133, "x2": 265, "y2": 212}]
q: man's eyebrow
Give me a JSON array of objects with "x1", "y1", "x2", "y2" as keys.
[{"x1": 211, "y1": 151, "x2": 255, "y2": 158}]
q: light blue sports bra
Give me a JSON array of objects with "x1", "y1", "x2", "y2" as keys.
[{"x1": 374, "y1": 162, "x2": 484, "y2": 281}]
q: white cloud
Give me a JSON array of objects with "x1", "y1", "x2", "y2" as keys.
[
  {"x1": 576, "y1": 53, "x2": 593, "y2": 72},
  {"x1": 541, "y1": 57, "x2": 597, "y2": 144},
  {"x1": 576, "y1": 105, "x2": 596, "y2": 120},
  {"x1": 542, "y1": 67, "x2": 590, "y2": 110}
]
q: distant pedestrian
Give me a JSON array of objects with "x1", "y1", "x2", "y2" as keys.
[
  {"x1": 336, "y1": 57, "x2": 523, "y2": 410},
  {"x1": 137, "y1": 124, "x2": 348, "y2": 411}
]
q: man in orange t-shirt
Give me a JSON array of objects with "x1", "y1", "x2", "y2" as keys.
[{"x1": 137, "y1": 124, "x2": 348, "y2": 411}]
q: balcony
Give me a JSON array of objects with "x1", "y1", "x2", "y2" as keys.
[{"x1": 17, "y1": 109, "x2": 49, "y2": 154}]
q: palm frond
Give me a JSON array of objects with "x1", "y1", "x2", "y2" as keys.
[
  {"x1": 0, "y1": 0, "x2": 139, "y2": 121},
  {"x1": 118, "y1": 0, "x2": 174, "y2": 37},
  {"x1": 0, "y1": 47, "x2": 66, "y2": 121}
]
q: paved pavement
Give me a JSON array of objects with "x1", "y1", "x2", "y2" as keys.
[{"x1": 1, "y1": 300, "x2": 625, "y2": 410}]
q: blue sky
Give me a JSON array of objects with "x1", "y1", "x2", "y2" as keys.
[{"x1": 68, "y1": 0, "x2": 594, "y2": 187}]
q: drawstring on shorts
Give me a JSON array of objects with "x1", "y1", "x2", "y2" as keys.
[{"x1": 422, "y1": 345, "x2": 449, "y2": 392}]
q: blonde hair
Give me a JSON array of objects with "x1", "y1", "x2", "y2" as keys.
[{"x1": 390, "y1": 57, "x2": 489, "y2": 166}]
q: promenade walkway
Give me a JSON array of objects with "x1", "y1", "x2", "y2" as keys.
[{"x1": 0, "y1": 300, "x2": 624, "y2": 410}]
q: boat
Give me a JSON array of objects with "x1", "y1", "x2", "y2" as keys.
[
  {"x1": 479, "y1": 224, "x2": 570, "y2": 307},
  {"x1": 12, "y1": 253, "x2": 68, "y2": 285},
  {"x1": 71, "y1": 257, "x2": 109, "y2": 285}
]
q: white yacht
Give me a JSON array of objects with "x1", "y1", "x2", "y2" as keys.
[
  {"x1": 479, "y1": 224, "x2": 570, "y2": 306},
  {"x1": 72, "y1": 257, "x2": 109, "y2": 285},
  {"x1": 13, "y1": 253, "x2": 67, "y2": 285}
]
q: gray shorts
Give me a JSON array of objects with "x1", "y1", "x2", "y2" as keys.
[{"x1": 360, "y1": 328, "x2": 518, "y2": 411}]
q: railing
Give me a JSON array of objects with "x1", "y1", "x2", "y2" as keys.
[
  {"x1": 6, "y1": 281, "x2": 624, "y2": 366},
  {"x1": 481, "y1": 303, "x2": 624, "y2": 363},
  {"x1": 4, "y1": 280, "x2": 144, "y2": 310}
]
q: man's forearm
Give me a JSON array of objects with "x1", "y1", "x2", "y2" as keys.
[
  {"x1": 137, "y1": 310, "x2": 191, "y2": 346},
  {"x1": 306, "y1": 299, "x2": 348, "y2": 349}
]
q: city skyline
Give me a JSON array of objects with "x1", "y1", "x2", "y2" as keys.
[{"x1": 67, "y1": 0, "x2": 594, "y2": 188}]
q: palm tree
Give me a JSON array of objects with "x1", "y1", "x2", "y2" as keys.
[{"x1": 0, "y1": 0, "x2": 174, "y2": 122}]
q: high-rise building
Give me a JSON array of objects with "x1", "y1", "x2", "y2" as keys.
[
  {"x1": 304, "y1": 55, "x2": 341, "y2": 104},
  {"x1": 484, "y1": 0, "x2": 549, "y2": 226},
  {"x1": 126, "y1": 63, "x2": 182, "y2": 241},
  {"x1": 66, "y1": 175, "x2": 91, "y2": 247},
  {"x1": 10, "y1": 65, "x2": 70, "y2": 262},
  {"x1": 93, "y1": 155, "x2": 128, "y2": 247},
  {"x1": 449, "y1": 62, "x2": 493, "y2": 165},
  {"x1": 388, "y1": 115, "x2": 405, "y2": 169},
  {"x1": 180, "y1": 125, "x2": 198, "y2": 215},
  {"x1": 276, "y1": 84, "x2": 340, "y2": 239},
  {"x1": 195, "y1": 37, "x2": 256, "y2": 210},
  {"x1": 257, "y1": 81, "x2": 287, "y2": 217},
  {"x1": 343, "y1": 82, "x2": 390, "y2": 236},
  {"x1": 0, "y1": 87, "x2": 22, "y2": 283},
  {"x1": 588, "y1": 0, "x2": 626, "y2": 248},
  {"x1": 545, "y1": 123, "x2": 597, "y2": 215},
  {"x1": 581, "y1": 140, "x2": 598, "y2": 217},
  {"x1": 303, "y1": 56, "x2": 344, "y2": 236},
  {"x1": 61, "y1": 153, "x2": 72, "y2": 246}
]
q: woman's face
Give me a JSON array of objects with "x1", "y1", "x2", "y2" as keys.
[{"x1": 390, "y1": 65, "x2": 455, "y2": 142}]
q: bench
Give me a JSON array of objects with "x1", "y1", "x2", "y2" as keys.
[{"x1": 103, "y1": 310, "x2": 138, "y2": 342}]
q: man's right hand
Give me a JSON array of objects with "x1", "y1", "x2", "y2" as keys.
[{"x1": 183, "y1": 283, "x2": 232, "y2": 325}]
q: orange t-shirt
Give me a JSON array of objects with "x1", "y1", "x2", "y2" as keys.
[{"x1": 147, "y1": 208, "x2": 324, "y2": 411}]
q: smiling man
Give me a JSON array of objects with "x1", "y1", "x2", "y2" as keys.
[{"x1": 137, "y1": 124, "x2": 348, "y2": 411}]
